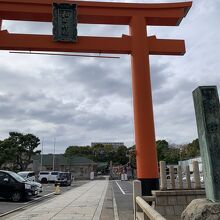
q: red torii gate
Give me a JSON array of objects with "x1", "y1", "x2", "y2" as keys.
[{"x1": 0, "y1": 0, "x2": 192, "y2": 195}]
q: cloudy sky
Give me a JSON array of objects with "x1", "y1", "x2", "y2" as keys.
[{"x1": 0, "y1": 0, "x2": 219, "y2": 153}]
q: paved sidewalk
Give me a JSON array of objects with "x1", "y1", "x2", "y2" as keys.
[
  {"x1": 6, "y1": 180, "x2": 109, "y2": 220},
  {"x1": 100, "y1": 181, "x2": 118, "y2": 220}
]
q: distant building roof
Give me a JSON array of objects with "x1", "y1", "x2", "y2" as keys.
[
  {"x1": 91, "y1": 142, "x2": 124, "y2": 147},
  {"x1": 33, "y1": 154, "x2": 96, "y2": 166}
]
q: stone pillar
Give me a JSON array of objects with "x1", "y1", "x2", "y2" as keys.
[
  {"x1": 192, "y1": 161, "x2": 201, "y2": 189},
  {"x1": 185, "y1": 165, "x2": 191, "y2": 189},
  {"x1": 160, "y1": 161, "x2": 167, "y2": 190},
  {"x1": 177, "y1": 165, "x2": 183, "y2": 189},
  {"x1": 169, "y1": 165, "x2": 175, "y2": 189},
  {"x1": 133, "y1": 180, "x2": 142, "y2": 220},
  {"x1": 193, "y1": 86, "x2": 220, "y2": 202}
]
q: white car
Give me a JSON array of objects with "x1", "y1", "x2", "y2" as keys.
[
  {"x1": 17, "y1": 171, "x2": 43, "y2": 193},
  {"x1": 38, "y1": 171, "x2": 60, "y2": 183},
  {"x1": 18, "y1": 171, "x2": 36, "y2": 182},
  {"x1": 182, "y1": 175, "x2": 204, "y2": 183}
]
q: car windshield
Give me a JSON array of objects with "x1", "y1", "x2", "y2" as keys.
[
  {"x1": 8, "y1": 171, "x2": 26, "y2": 182},
  {"x1": 18, "y1": 173, "x2": 27, "y2": 179},
  {"x1": 58, "y1": 173, "x2": 66, "y2": 178}
]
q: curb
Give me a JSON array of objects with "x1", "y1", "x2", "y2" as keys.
[{"x1": 0, "y1": 192, "x2": 54, "y2": 218}]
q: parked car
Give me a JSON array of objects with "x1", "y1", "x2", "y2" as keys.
[
  {"x1": 182, "y1": 173, "x2": 204, "y2": 183},
  {"x1": 17, "y1": 171, "x2": 36, "y2": 182},
  {"x1": 56, "y1": 172, "x2": 72, "y2": 186},
  {"x1": 0, "y1": 170, "x2": 38, "y2": 202},
  {"x1": 17, "y1": 172, "x2": 43, "y2": 193},
  {"x1": 27, "y1": 180, "x2": 43, "y2": 193},
  {"x1": 200, "y1": 175, "x2": 204, "y2": 183},
  {"x1": 38, "y1": 171, "x2": 60, "y2": 183}
]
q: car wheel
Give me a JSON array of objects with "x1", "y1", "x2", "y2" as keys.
[
  {"x1": 11, "y1": 191, "x2": 22, "y2": 202},
  {"x1": 41, "y1": 178, "x2": 48, "y2": 183}
]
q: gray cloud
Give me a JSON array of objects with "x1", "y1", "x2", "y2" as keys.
[{"x1": 0, "y1": 0, "x2": 219, "y2": 151}]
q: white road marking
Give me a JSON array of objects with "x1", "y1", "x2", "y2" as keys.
[
  {"x1": 115, "y1": 181, "x2": 126, "y2": 195},
  {"x1": 33, "y1": 192, "x2": 54, "y2": 201},
  {"x1": 22, "y1": 192, "x2": 55, "y2": 204}
]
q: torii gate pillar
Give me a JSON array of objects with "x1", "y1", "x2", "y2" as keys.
[{"x1": 130, "y1": 16, "x2": 159, "y2": 195}]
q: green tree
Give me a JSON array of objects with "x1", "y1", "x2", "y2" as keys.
[
  {"x1": 181, "y1": 139, "x2": 200, "y2": 160},
  {"x1": 114, "y1": 145, "x2": 128, "y2": 165},
  {"x1": 127, "y1": 141, "x2": 179, "y2": 167},
  {"x1": 65, "y1": 146, "x2": 80, "y2": 156},
  {"x1": 65, "y1": 146, "x2": 93, "y2": 156},
  {"x1": 0, "y1": 132, "x2": 41, "y2": 171},
  {"x1": 156, "y1": 140, "x2": 169, "y2": 161},
  {"x1": 128, "y1": 145, "x2": 136, "y2": 169},
  {"x1": 92, "y1": 144, "x2": 105, "y2": 162},
  {"x1": 64, "y1": 144, "x2": 129, "y2": 165},
  {"x1": 0, "y1": 139, "x2": 16, "y2": 167},
  {"x1": 164, "y1": 147, "x2": 180, "y2": 164}
]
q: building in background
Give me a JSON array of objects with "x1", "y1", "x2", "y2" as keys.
[
  {"x1": 178, "y1": 157, "x2": 202, "y2": 172},
  {"x1": 32, "y1": 154, "x2": 97, "y2": 179},
  {"x1": 91, "y1": 142, "x2": 124, "y2": 148}
]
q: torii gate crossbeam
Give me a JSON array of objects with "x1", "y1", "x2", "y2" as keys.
[{"x1": 0, "y1": 0, "x2": 192, "y2": 195}]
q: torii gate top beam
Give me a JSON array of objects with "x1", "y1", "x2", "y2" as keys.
[
  {"x1": 0, "y1": 0, "x2": 191, "y2": 25},
  {"x1": 0, "y1": 0, "x2": 192, "y2": 55}
]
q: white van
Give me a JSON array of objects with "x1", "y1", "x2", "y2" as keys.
[
  {"x1": 38, "y1": 171, "x2": 60, "y2": 183},
  {"x1": 17, "y1": 171, "x2": 36, "y2": 182}
]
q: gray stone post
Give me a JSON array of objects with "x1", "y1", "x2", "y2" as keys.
[
  {"x1": 160, "y1": 161, "x2": 167, "y2": 190},
  {"x1": 133, "y1": 180, "x2": 142, "y2": 220},
  {"x1": 192, "y1": 161, "x2": 201, "y2": 189},
  {"x1": 169, "y1": 165, "x2": 175, "y2": 189},
  {"x1": 193, "y1": 86, "x2": 220, "y2": 202},
  {"x1": 177, "y1": 165, "x2": 183, "y2": 189},
  {"x1": 185, "y1": 165, "x2": 191, "y2": 189}
]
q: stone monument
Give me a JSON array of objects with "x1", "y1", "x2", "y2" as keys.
[{"x1": 193, "y1": 86, "x2": 220, "y2": 202}]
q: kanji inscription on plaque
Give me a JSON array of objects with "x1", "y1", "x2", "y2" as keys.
[{"x1": 53, "y1": 3, "x2": 77, "y2": 42}]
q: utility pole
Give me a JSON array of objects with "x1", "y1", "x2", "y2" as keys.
[{"x1": 53, "y1": 137, "x2": 56, "y2": 171}]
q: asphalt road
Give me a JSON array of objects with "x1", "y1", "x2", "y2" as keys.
[
  {"x1": 0, "y1": 180, "x2": 89, "y2": 217},
  {"x1": 112, "y1": 180, "x2": 133, "y2": 220}
]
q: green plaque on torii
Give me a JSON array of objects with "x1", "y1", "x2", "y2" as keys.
[{"x1": 52, "y1": 3, "x2": 77, "y2": 42}]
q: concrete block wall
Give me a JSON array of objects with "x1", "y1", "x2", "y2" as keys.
[{"x1": 152, "y1": 190, "x2": 205, "y2": 220}]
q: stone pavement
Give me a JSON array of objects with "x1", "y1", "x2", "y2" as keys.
[
  {"x1": 6, "y1": 180, "x2": 109, "y2": 220},
  {"x1": 100, "y1": 181, "x2": 119, "y2": 220}
]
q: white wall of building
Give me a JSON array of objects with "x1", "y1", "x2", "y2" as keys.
[{"x1": 178, "y1": 157, "x2": 203, "y2": 172}]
